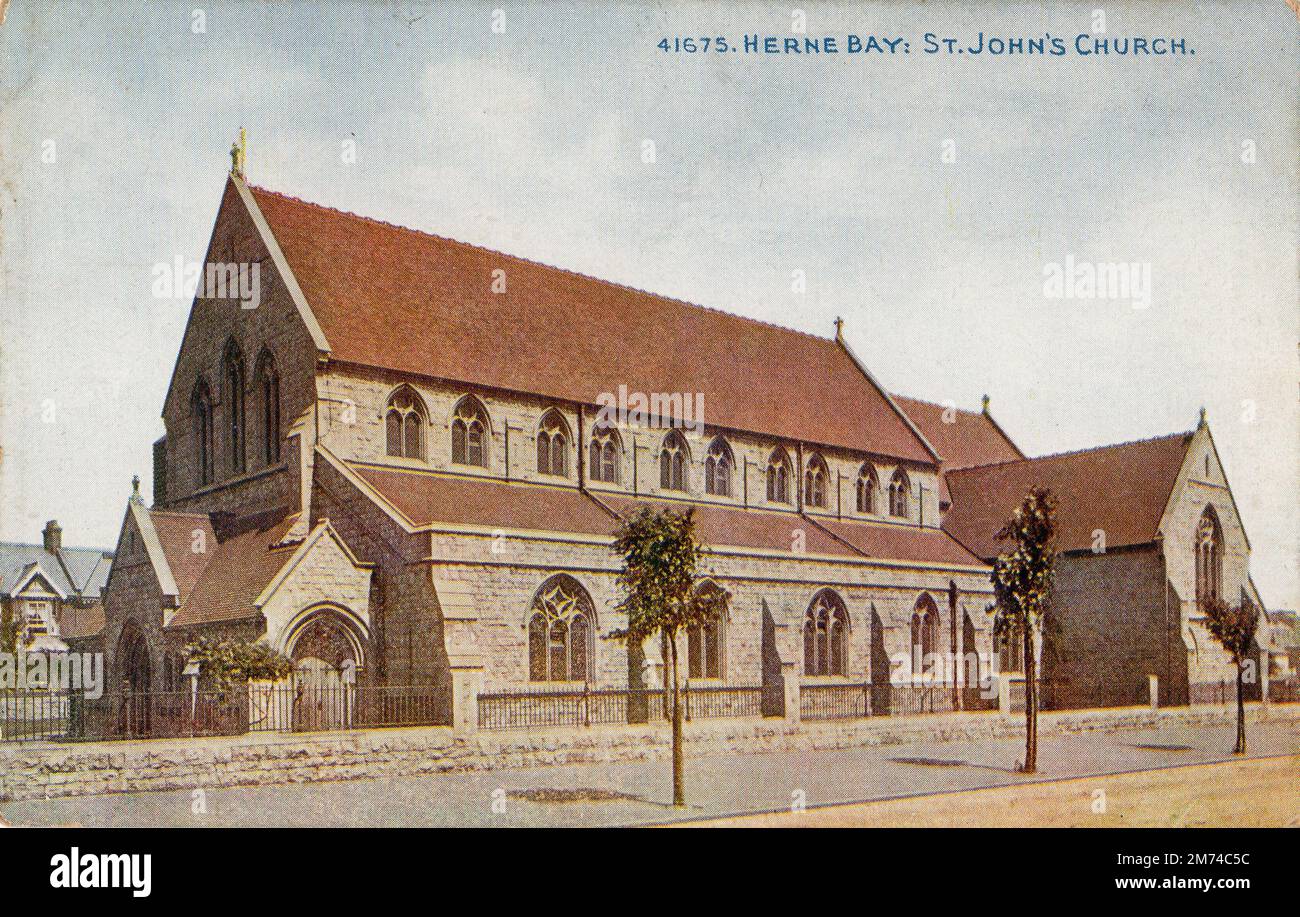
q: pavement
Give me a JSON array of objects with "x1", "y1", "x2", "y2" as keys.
[{"x1": 1, "y1": 718, "x2": 1295, "y2": 827}]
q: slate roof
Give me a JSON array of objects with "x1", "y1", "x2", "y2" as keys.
[{"x1": 0, "y1": 543, "x2": 112, "y2": 600}]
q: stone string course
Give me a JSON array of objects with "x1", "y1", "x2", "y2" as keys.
[{"x1": 1, "y1": 704, "x2": 1294, "y2": 802}]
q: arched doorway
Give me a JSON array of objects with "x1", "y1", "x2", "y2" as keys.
[
  {"x1": 116, "y1": 625, "x2": 152, "y2": 735},
  {"x1": 286, "y1": 608, "x2": 365, "y2": 731}
]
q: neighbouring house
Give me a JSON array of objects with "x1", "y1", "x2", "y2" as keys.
[{"x1": 0, "y1": 520, "x2": 113, "y2": 659}]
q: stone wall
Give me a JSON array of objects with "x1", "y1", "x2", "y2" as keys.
[{"x1": 1, "y1": 704, "x2": 1292, "y2": 803}]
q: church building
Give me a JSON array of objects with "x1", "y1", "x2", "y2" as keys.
[{"x1": 96, "y1": 161, "x2": 1270, "y2": 728}]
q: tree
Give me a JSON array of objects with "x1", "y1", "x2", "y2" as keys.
[
  {"x1": 990, "y1": 487, "x2": 1057, "y2": 774},
  {"x1": 612, "y1": 506, "x2": 723, "y2": 806},
  {"x1": 1201, "y1": 597, "x2": 1261, "y2": 755},
  {"x1": 184, "y1": 636, "x2": 294, "y2": 691}
]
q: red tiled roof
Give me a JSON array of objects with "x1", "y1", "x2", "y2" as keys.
[
  {"x1": 943, "y1": 432, "x2": 1193, "y2": 559},
  {"x1": 166, "y1": 509, "x2": 299, "y2": 629},
  {"x1": 249, "y1": 185, "x2": 934, "y2": 464},
  {"x1": 351, "y1": 463, "x2": 983, "y2": 567},
  {"x1": 892, "y1": 396, "x2": 1023, "y2": 469},
  {"x1": 149, "y1": 511, "x2": 216, "y2": 605},
  {"x1": 816, "y1": 517, "x2": 984, "y2": 566}
]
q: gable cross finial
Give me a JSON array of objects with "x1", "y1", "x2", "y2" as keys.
[
  {"x1": 1198, "y1": 405, "x2": 1207, "y2": 428},
  {"x1": 130, "y1": 474, "x2": 142, "y2": 503},
  {"x1": 833, "y1": 316, "x2": 844, "y2": 341},
  {"x1": 981, "y1": 393, "x2": 990, "y2": 414},
  {"x1": 229, "y1": 127, "x2": 246, "y2": 178}
]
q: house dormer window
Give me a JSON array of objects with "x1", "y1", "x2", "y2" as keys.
[
  {"x1": 766, "y1": 448, "x2": 792, "y2": 504},
  {"x1": 451, "y1": 395, "x2": 490, "y2": 467},
  {"x1": 659, "y1": 430, "x2": 689, "y2": 492},
  {"x1": 704, "y1": 436, "x2": 734, "y2": 497},
  {"x1": 803, "y1": 453, "x2": 829, "y2": 508},
  {"x1": 856, "y1": 463, "x2": 878, "y2": 514},
  {"x1": 536, "y1": 409, "x2": 570, "y2": 477},
  {"x1": 385, "y1": 386, "x2": 428, "y2": 461},
  {"x1": 889, "y1": 468, "x2": 910, "y2": 518}
]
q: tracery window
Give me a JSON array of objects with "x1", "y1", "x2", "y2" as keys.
[
  {"x1": 536, "y1": 409, "x2": 570, "y2": 477},
  {"x1": 385, "y1": 386, "x2": 427, "y2": 461},
  {"x1": 803, "y1": 589, "x2": 848, "y2": 677},
  {"x1": 1195, "y1": 505, "x2": 1223, "y2": 607},
  {"x1": 704, "y1": 437, "x2": 734, "y2": 497},
  {"x1": 687, "y1": 582, "x2": 728, "y2": 679},
  {"x1": 588, "y1": 425, "x2": 621, "y2": 484},
  {"x1": 803, "y1": 453, "x2": 829, "y2": 508},
  {"x1": 855, "y1": 463, "x2": 878, "y2": 514},
  {"x1": 889, "y1": 468, "x2": 911, "y2": 518},
  {"x1": 911, "y1": 594, "x2": 940, "y2": 677},
  {"x1": 659, "y1": 430, "x2": 689, "y2": 491},
  {"x1": 450, "y1": 395, "x2": 490, "y2": 467},
  {"x1": 527, "y1": 575, "x2": 595, "y2": 682},
  {"x1": 766, "y1": 448, "x2": 792, "y2": 504}
]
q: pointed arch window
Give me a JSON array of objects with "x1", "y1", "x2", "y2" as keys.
[
  {"x1": 255, "y1": 351, "x2": 280, "y2": 467},
  {"x1": 704, "y1": 437, "x2": 734, "y2": 497},
  {"x1": 889, "y1": 468, "x2": 911, "y2": 518},
  {"x1": 224, "y1": 342, "x2": 246, "y2": 474},
  {"x1": 385, "y1": 387, "x2": 428, "y2": 461},
  {"x1": 659, "y1": 430, "x2": 689, "y2": 492},
  {"x1": 588, "y1": 425, "x2": 621, "y2": 484},
  {"x1": 856, "y1": 464, "x2": 878, "y2": 514},
  {"x1": 803, "y1": 590, "x2": 848, "y2": 677},
  {"x1": 536, "y1": 409, "x2": 570, "y2": 477},
  {"x1": 911, "y1": 594, "x2": 939, "y2": 677},
  {"x1": 191, "y1": 379, "x2": 214, "y2": 487},
  {"x1": 527, "y1": 575, "x2": 595, "y2": 682},
  {"x1": 688, "y1": 582, "x2": 728, "y2": 679},
  {"x1": 1195, "y1": 505, "x2": 1224, "y2": 607},
  {"x1": 766, "y1": 448, "x2": 792, "y2": 504},
  {"x1": 803, "y1": 453, "x2": 829, "y2": 508},
  {"x1": 450, "y1": 395, "x2": 489, "y2": 467}
]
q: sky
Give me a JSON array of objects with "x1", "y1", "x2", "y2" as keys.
[{"x1": 0, "y1": 1, "x2": 1296, "y2": 608}]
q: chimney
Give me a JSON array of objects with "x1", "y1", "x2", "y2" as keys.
[{"x1": 43, "y1": 520, "x2": 62, "y2": 553}]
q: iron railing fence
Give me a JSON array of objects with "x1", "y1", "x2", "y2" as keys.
[
  {"x1": 799, "y1": 682, "x2": 961, "y2": 720},
  {"x1": 0, "y1": 684, "x2": 442, "y2": 743},
  {"x1": 476, "y1": 683, "x2": 765, "y2": 730}
]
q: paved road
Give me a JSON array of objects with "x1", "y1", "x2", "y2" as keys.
[
  {"x1": 675, "y1": 756, "x2": 1300, "y2": 827},
  {"x1": 2, "y1": 719, "x2": 1296, "y2": 827}
]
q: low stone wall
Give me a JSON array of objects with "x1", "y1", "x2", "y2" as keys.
[{"x1": 1, "y1": 703, "x2": 1294, "y2": 802}]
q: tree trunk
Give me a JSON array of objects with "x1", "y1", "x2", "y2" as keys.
[
  {"x1": 1023, "y1": 623, "x2": 1037, "y2": 773},
  {"x1": 1234, "y1": 661, "x2": 1246, "y2": 755},
  {"x1": 670, "y1": 631, "x2": 685, "y2": 806}
]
